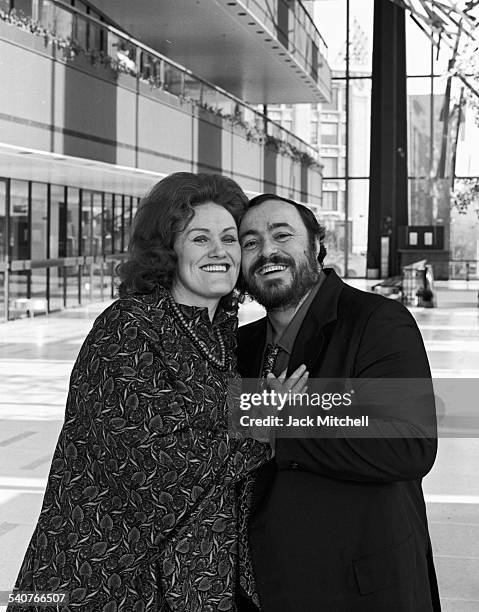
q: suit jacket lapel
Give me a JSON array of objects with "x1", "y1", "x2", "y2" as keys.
[{"x1": 288, "y1": 269, "x2": 344, "y2": 376}]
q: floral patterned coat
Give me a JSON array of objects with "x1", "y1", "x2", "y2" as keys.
[{"x1": 9, "y1": 287, "x2": 269, "y2": 612}]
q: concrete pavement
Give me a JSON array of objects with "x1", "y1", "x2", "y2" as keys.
[{"x1": 0, "y1": 284, "x2": 478, "y2": 611}]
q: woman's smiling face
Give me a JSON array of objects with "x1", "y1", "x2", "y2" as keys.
[{"x1": 172, "y1": 202, "x2": 241, "y2": 311}]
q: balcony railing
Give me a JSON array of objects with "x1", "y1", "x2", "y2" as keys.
[
  {"x1": 0, "y1": 0, "x2": 321, "y2": 164},
  {"x1": 239, "y1": 0, "x2": 329, "y2": 84}
]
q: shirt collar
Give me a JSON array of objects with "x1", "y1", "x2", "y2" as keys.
[{"x1": 265, "y1": 271, "x2": 326, "y2": 354}]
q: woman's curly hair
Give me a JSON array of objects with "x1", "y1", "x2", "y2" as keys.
[{"x1": 117, "y1": 172, "x2": 248, "y2": 299}]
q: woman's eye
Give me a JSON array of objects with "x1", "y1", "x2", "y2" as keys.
[
  {"x1": 222, "y1": 235, "x2": 238, "y2": 243},
  {"x1": 193, "y1": 236, "x2": 208, "y2": 243}
]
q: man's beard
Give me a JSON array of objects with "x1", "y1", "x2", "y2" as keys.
[{"x1": 243, "y1": 251, "x2": 320, "y2": 310}]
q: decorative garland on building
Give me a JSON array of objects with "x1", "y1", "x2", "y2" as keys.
[
  {"x1": 0, "y1": 6, "x2": 137, "y2": 74},
  {"x1": 1, "y1": 6, "x2": 319, "y2": 167},
  {"x1": 265, "y1": 135, "x2": 321, "y2": 169}
]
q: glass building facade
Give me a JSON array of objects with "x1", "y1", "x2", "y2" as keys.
[
  {"x1": 0, "y1": 177, "x2": 139, "y2": 321},
  {"x1": 271, "y1": 0, "x2": 374, "y2": 277},
  {"x1": 272, "y1": 0, "x2": 479, "y2": 279}
]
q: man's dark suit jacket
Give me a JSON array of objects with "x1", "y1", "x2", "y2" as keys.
[{"x1": 237, "y1": 269, "x2": 441, "y2": 612}]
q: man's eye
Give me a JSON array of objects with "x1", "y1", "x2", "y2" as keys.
[
  {"x1": 275, "y1": 233, "x2": 291, "y2": 241},
  {"x1": 242, "y1": 240, "x2": 257, "y2": 249}
]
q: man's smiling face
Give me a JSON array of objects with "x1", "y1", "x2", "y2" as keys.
[{"x1": 239, "y1": 199, "x2": 320, "y2": 309}]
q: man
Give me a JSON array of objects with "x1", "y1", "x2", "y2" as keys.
[{"x1": 236, "y1": 194, "x2": 440, "y2": 612}]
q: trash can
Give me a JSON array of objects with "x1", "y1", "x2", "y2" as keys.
[{"x1": 401, "y1": 260, "x2": 436, "y2": 307}]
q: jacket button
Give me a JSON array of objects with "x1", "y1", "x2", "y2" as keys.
[{"x1": 290, "y1": 462, "x2": 301, "y2": 470}]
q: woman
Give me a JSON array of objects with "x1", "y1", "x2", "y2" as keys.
[{"x1": 9, "y1": 173, "x2": 309, "y2": 612}]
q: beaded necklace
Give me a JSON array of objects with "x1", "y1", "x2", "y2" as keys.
[{"x1": 167, "y1": 293, "x2": 228, "y2": 371}]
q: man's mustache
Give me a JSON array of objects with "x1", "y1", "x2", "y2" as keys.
[{"x1": 249, "y1": 254, "x2": 295, "y2": 277}]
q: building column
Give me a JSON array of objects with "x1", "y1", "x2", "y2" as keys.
[{"x1": 367, "y1": 0, "x2": 408, "y2": 278}]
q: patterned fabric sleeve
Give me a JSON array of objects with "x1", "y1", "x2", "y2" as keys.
[{"x1": 9, "y1": 300, "x2": 268, "y2": 612}]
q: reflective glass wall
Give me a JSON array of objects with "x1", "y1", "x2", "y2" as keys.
[
  {"x1": 273, "y1": 1, "x2": 479, "y2": 279},
  {"x1": 405, "y1": 16, "x2": 479, "y2": 278},
  {"x1": 314, "y1": 0, "x2": 373, "y2": 278},
  {"x1": 0, "y1": 176, "x2": 139, "y2": 321}
]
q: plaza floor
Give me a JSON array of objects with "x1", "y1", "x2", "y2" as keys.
[{"x1": 0, "y1": 282, "x2": 478, "y2": 611}]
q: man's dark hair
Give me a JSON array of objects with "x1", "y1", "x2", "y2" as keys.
[
  {"x1": 117, "y1": 172, "x2": 248, "y2": 298},
  {"x1": 247, "y1": 193, "x2": 327, "y2": 264}
]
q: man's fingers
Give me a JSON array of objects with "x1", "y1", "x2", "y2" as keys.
[
  {"x1": 266, "y1": 372, "x2": 281, "y2": 392},
  {"x1": 290, "y1": 370, "x2": 309, "y2": 394},
  {"x1": 284, "y1": 366, "x2": 309, "y2": 392},
  {"x1": 279, "y1": 364, "x2": 306, "y2": 391},
  {"x1": 290, "y1": 364, "x2": 307, "y2": 378},
  {"x1": 266, "y1": 366, "x2": 309, "y2": 395}
]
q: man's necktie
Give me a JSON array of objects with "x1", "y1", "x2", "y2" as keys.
[
  {"x1": 237, "y1": 345, "x2": 281, "y2": 603},
  {"x1": 262, "y1": 343, "x2": 280, "y2": 378}
]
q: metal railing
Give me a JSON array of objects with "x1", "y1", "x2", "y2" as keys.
[
  {"x1": 240, "y1": 0, "x2": 328, "y2": 72},
  {"x1": 1, "y1": 0, "x2": 321, "y2": 161}
]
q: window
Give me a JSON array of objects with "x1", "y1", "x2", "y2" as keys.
[
  {"x1": 49, "y1": 184, "x2": 66, "y2": 311},
  {"x1": 1, "y1": 174, "x2": 138, "y2": 317},
  {"x1": 81, "y1": 190, "x2": 92, "y2": 256},
  {"x1": 66, "y1": 187, "x2": 80, "y2": 257},
  {"x1": 310, "y1": 120, "x2": 318, "y2": 146},
  {"x1": 123, "y1": 196, "x2": 132, "y2": 248},
  {"x1": 31, "y1": 182, "x2": 48, "y2": 260},
  {"x1": 104, "y1": 193, "x2": 113, "y2": 255},
  {"x1": 88, "y1": 21, "x2": 102, "y2": 52},
  {"x1": 322, "y1": 191, "x2": 338, "y2": 210},
  {"x1": 72, "y1": 1, "x2": 88, "y2": 49},
  {"x1": 9, "y1": 180, "x2": 29, "y2": 260},
  {"x1": 74, "y1": 0, "x2": 88, "y2": 12},
  {"x1": 320, "y1": 122, "x2": 338, "y2": 145},
  {"x1": 113, "y1": 194, "x2": 124, "y2": 254},
  {"x1": 12, "y1": 0, "x2": 32, "y2": 16},
  {"x1": 132, "y1": 197, "x2": 139, "y2": 221},
  {"x1": 322, "y1": 157, "x2": 338, "y2": 178},
  {"x1": 55, "y1": 5, "x2": 74, "y2": 39},
  {"x1": 92, "y1": 193, "x2": 103, "y2": 256},
  {"x1": 50, "y1": 185, "x2": 66, "y2": 259},
  {"x1": 322, "y1": 86, "x2": 339, "y2": 111},
  {"x1": 38, "y1": 0, "x2": 55, "y2": 30},
  {"x1": 0, "y1": 180, "x2": 6, "y2": 260}
]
